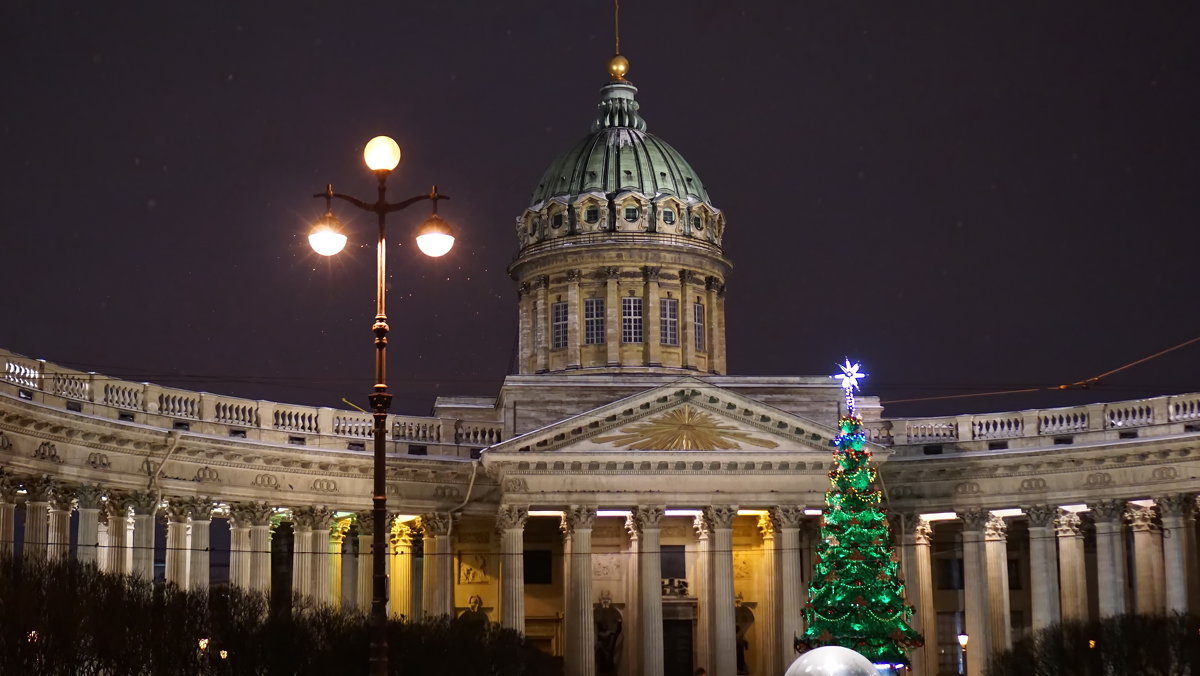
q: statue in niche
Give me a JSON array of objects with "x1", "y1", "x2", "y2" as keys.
[
  {"x1": 458, "y1": 552, "x2": 489, "y2": 584},
  {"x1": 734, "y1": 593, "x2": 755, "y2": 675},
  {"x1": 594, "y1": 590, "x2": 623, "y2": 675},
  {"x1": 457, "y1": 594, "x2": 489, "y2": 632}
]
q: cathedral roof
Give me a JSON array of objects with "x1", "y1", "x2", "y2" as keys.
[{"x1": 528, "y1": 79, "x2": 712, "y2": 209}]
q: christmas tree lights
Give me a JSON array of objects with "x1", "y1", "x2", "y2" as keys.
[{"x1": 796, "y1": 360, "x2": 923, "y2": 666}]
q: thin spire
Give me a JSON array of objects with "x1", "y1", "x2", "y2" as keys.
[{"x1": 614, "y1": 0, "x2": 621, "y2": 55}]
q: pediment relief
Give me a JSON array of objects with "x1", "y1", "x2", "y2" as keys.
[{"x1": 489, "y1": 381, "x2": 851, "y2": 455}]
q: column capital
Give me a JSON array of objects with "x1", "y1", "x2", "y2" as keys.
[
  {"x1": 984, "y1": 513, "x2": 1008, "y2": 542},
  {"x1": 1090, "y1": 498, "x2": 1127, "y2": 522},
  {"x1": 355, "y1": 511, "x2": 376, "y2": 536},
  {"x1": 1024, "y1": 504, "x2": 1057, "y2": 528},
  {"x1": 561, "y1": 505, "x2": 597, "y2": 535},
  {"x1": 75, "y1": 484, "x2": 105, "y2": 510},
  {"x1": 565, "y1": 269, "x2": 582, "y2": 283},
  {"x1": 913, "y1": 518, "x2": 933, "y2": 546},
  {"x1": 1156, "y1": 493, "x2": 1196, "y2": 518},
  {"x1": 231, "y1": 501, "x2": 274, "y2": 527},
  {"x1": 50, "y1": 485, "x2": 76, "y2": 512},
  {"x1": 419, "y1": 512, "x2": 451, "y2": 537},
  {"x1": 128, "y1": 490, "x2": 159, "y2": 516},
  {"x1": 532, "y1": 274, "x2": 549, "y2": 290},
  {"x1": 496, "y1": 504, "x2": 529, "y2": 531},
  {"x1": 184, "y1": 497, "x2": 215, "y2": 521},
  {"x1": 23, "y1": 475, "x2": 58, "y2": 502},
  {"x1": 1125, "y1": 503, "x2": 1159, "y2": 532},
  {"x1": 632, "y1": 505, "x2": 665, "y2": 532},
  {"x1": 1054, "y1": 509, "x2": 1082, "y2": 537},
  {"x1": 641, "y1": 265, "x2": 661, "y2": 281},
  {"x1": 518, "y1": 282, "x2": 531, "y2": 298},
  {"x1": 703, "y1": 505, "x2": 738, "y2": 530},
  {"x1": 757, "y1": 513, "x2": 776, "y2": 538},
  {"x1": 605, "y1": 266, "x2": 621, "y2": 280},
  {"x1": 957, "y1": 507, "x2": 989, "y2": 531},
  {"x1": 0, "y1": 470, "x2": 19, "y2": 503},
  {"x1": 165, "y1": 499, "x2": 191, "y2": 523},
  {"x1": 768, "y1": 505, "x2": 805, "y2": 530},
  {"x1": 693, "y1": 513, "x2": 710, "y2": 539}
]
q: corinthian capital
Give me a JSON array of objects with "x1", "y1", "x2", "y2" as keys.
[
  {"x1": 1023, "y1": 504, "x2": 1057, "y2": 528},
  {"x1": 769, "y1": 505, "x2": 804, "y2": 530},
  {"x1": 957, "y1": 508, "x2": 988, "y2": 532},
  {"x1": 703, "y1": 505, "x2": 738, "y2": 530},
  {"x1": 1156, "y1": 493, "x2": 1195, "y2": 518},
  {"x1": 1089, "y1": 499, "x2": 1126, "y2": 523},
  {"x1": 496, "y1": 504, "x2": 529, "y2": 531},
  {"x1": 632, "y1": 506, "x2": 665, "y2": 532}
]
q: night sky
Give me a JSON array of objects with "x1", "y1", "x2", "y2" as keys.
[{"x1": 4, "y1": 3, "x2": 1198, "y2": 419}]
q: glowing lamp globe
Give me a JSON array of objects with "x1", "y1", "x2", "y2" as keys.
[
  {"x1": 785, "y1": 646, "x2": 880, "y2": 676},
  {"x1": 309, "y1": 213, "x2": 348, "y2": 256},
  {"x1": 363, "y1": 135, "x2": 402, "y2": 172},
  {"x1": 415, "y1": 214, "x2": 455, "y2": 257}
]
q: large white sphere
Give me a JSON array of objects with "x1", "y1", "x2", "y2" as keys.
[{"x1": 785, "y1": 646, "x2": 880, "y2": 676}]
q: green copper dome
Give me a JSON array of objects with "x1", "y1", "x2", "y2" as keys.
[{"x1": 528, "y1": 81, "x2": 712, "y2": 208}]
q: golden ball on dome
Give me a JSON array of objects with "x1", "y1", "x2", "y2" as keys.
[{"x1": 608, "y1": 54, "x2": 629, "y2": 80}]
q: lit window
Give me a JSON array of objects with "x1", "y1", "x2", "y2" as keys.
[
  {"x1": 693, "y1": 302, "x2": 705, "y2": 350},
  {"x1": 551, "y1": 302, "x2": 568, "y2": 349},
  {"x1": 624, "y1": 206, "x2": 639, "y2": 222},
  {"x1": 622, "y1": 297, "x2": 643, "y2": 343},
  {"x1": 661, "y1": 208, "x2": 675, "y2": 224},
  {"x1": 585, "y1": 207, "x2": 599, "y2": 223},
  {"x1": 660, "y1": 298, "x2": 679, "y2": 345},
  {"x1": 584, "y1": 298, "x2": 605, "y2": 345}
]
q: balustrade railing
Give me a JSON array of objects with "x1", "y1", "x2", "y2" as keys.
[{"x1": 0, "y1": 348, "x2": 503, "y2": 453}]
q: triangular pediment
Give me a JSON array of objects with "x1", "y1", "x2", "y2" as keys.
[{"x1": 486, "y1": 378, "x2": 869, "y2": 456}]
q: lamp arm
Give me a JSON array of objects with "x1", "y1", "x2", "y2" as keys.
[{"x1": 383, "y1": 192, "x2": 451, "y2": 214}]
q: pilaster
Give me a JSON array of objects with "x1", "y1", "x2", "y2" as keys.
[
  {"x1": 605, "y1": 267, "x2": 621, "y2": 366},
  {"x1": 566, "y1": 270, "x2": 582, "y2": 369},
  {"x1": 642, "y1": 267, "x2": 662, "y2": 366}
]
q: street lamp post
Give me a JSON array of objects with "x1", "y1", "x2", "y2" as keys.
[{"x1": 308, "y1": 135, "x2": 455, "y2": 676}]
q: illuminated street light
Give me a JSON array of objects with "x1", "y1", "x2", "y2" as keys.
[{"x1": 307, "y1": 135, "x2": 456, "y2": 676}]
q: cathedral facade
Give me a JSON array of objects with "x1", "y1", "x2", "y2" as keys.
[{"x1": 1, "y1": 58, "x2": 1198, "y2": 676}]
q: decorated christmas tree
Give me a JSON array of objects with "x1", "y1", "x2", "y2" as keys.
[{"x1": 797, "y1": 360, "x2": 923, "y2": 666}]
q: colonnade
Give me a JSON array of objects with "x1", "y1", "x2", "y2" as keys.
[{"x1": 901, "y1": 493, "x2": 1199, "y2": 676}]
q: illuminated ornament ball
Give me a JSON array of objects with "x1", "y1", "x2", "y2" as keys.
[{"x1": 785, "y1": 646, "x2": 880, "y2": 676}]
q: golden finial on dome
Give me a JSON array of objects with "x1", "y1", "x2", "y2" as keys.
[
  {"x1": 608, "y1": 54, "x2": 629, "y2": 81},
  {"x1": 608, "y1": 0, "x2": 628, "y2": 80}
]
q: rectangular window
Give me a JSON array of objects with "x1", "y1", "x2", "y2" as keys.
[
  {"x1": 693, "y1": 302, "x2": 705, "y2": 350},
  {"x1": 584, "y1": 298, "x2": 605, "y2": 345},
  {"x1": 622, "y1": 296, "x2": 643, "y2": 343},
  {"x1": 660, "y1": 298, "x2": 679, "y2": 345},
  {"x1": 551, "y1": 302, "x2": 568, "y2": 349}
]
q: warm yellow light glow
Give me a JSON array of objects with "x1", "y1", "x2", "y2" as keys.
[
  {"x1": 528, "y1": 510, "x2": 564, "y2": 518},
  {"x1": 415, "y1": 213, "x2": 455, "y2": 257},
  {"x1": 198, "y1": 638, "x2": 210, "y2": 651},
  {"x1": 219, "y1": 650, "x2": 229, "y2": 659},
  {"x1": 363, "y1": 135, "x2": 402, "y2": 172},
  {"x1": 957, "y1": 634, "x2": 969, "y2": 649},
  {"x1": 393, "y1": 514, "x2": 420, "y2": 524},
  {"x1": 309, "y1": 213, "x2": 347, "y2": 256}
]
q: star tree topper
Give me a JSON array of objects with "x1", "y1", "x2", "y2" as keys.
[{"x1": 832, "y1": 359, "x2": 867, "y2": 416}]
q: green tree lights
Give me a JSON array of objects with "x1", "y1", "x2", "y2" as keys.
[{"x1": 796, "y1": 360, "x2": 923, "y2": 667}]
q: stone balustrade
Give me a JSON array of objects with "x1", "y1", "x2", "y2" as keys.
[
  {"x1": 870, "y1": 392, "x2": 1200, "y2": 455},
  {"x1": 1, "y1": 348, "x2": 503, "y2": 458}
]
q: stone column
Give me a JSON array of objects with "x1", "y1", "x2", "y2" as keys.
[
  {"x1": 907, "y1": 516, "x2": 937, "y2": 676},
  {"x1": 390, "y1": 520, "x2": 416, "y2": 620},
  {"x1": 679, "y1": 271, "x2": 696, "y2": 369},
  {"x1": 705, "y1": 505, "x2": 738, "y2": 676},
  {"x1": 309, "y1": 507, "x2": 336, "y2": 606},
  {"x1": 756, "y1": 514, "x2": 780, "y2": 676},
  {"x1": 561, "y1": 505, "x2": 596, "y2": 676},
  {"x1": 497, "y1": 504, "x2": 529, "y2": 632},
  {"x1": 420, "y1": 513, "x2": 452, "y2": 617},
  {"x1": 228, "y1": 509, "x2": 249, "y2": 588},
  {"x1": 22, "y1": 476, "x2": 56, "y2": 559},
  {"x1": 96, "y1": 514, "x2": 111, "y2": 572},
  {"x1": 291, "y1": 507, "x2": 315, "y2": 601},
  {"x1": 566, "y1": 270, "x2": 582, "y2": 369},
  {"x1": 1023, "y1": 505, "x2": 1060, "y2": 631},
  {"x1": 165, "y1": 500, "x2": 191, "y2": 588},
  {"x1": 1089, "y1": 499, "x2": 1127, "y2": 617},
  {"x1": 1055, "y1": 509, "x2": 1087, "y2": 621},
  {"x1": 355, "y1": 511, "x2": 374, "y2": 613},
  {"x1": 234, "y1": 502, "x2": 274, "y2": 594},
  {"x1": 1128, "y1": 503, "x2": 1164, "y2": 614},
  {"x1": 633, "y1": 506, "x2": 665, "y2": 676},
  {"x1": 984, "y1": 513, "x2": 1012, "y2": 653},
  {"x1": 104, "y1": 493, "x2": 132, "y2": 575},
  {"x1": 605, "y1": 267, "x2": 621, "y2": 366},
  {"x1": 0, "y1": 473, "x2": 19, "y2": 556},
  {"x1": 958, "y1": 508, "x2": 989, "y2": 676},
  {"x1": 75, "y1": 485, "x2": 104, "y2": 566},
  {"x1": 330, "y1": 518, "x2": 349, "y2": 608},
  {"x1": 48, "y1": 485, "x2": 75, "y2": 561},
  {"x1": 129, "y1": 491, "x2": 158, "y2": 580},
  {"x1": 533, "y1": 275, "x2": 549, "y2": 373},
  {"x1": 187, "y1": 498, "x2": 213, "y2": 590},
  {"x1": 1158, "y1": 494, "x2": 1194, "y2": 614},
  {"x1": 642, "y1": 267, "x2": 662, "y2": 366},
  {"x1": 693, "y1": 515, "x2": 712, "y2": 675},
  {"x1": 623, "y1": 514, "x2": 642, "y2": 676},
  {"x1": 771, "y1": 507, "x2": 805, "y2": 674},
  {"x1": 704, "y1": 278, "x2": 721, "y2": 374}
]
